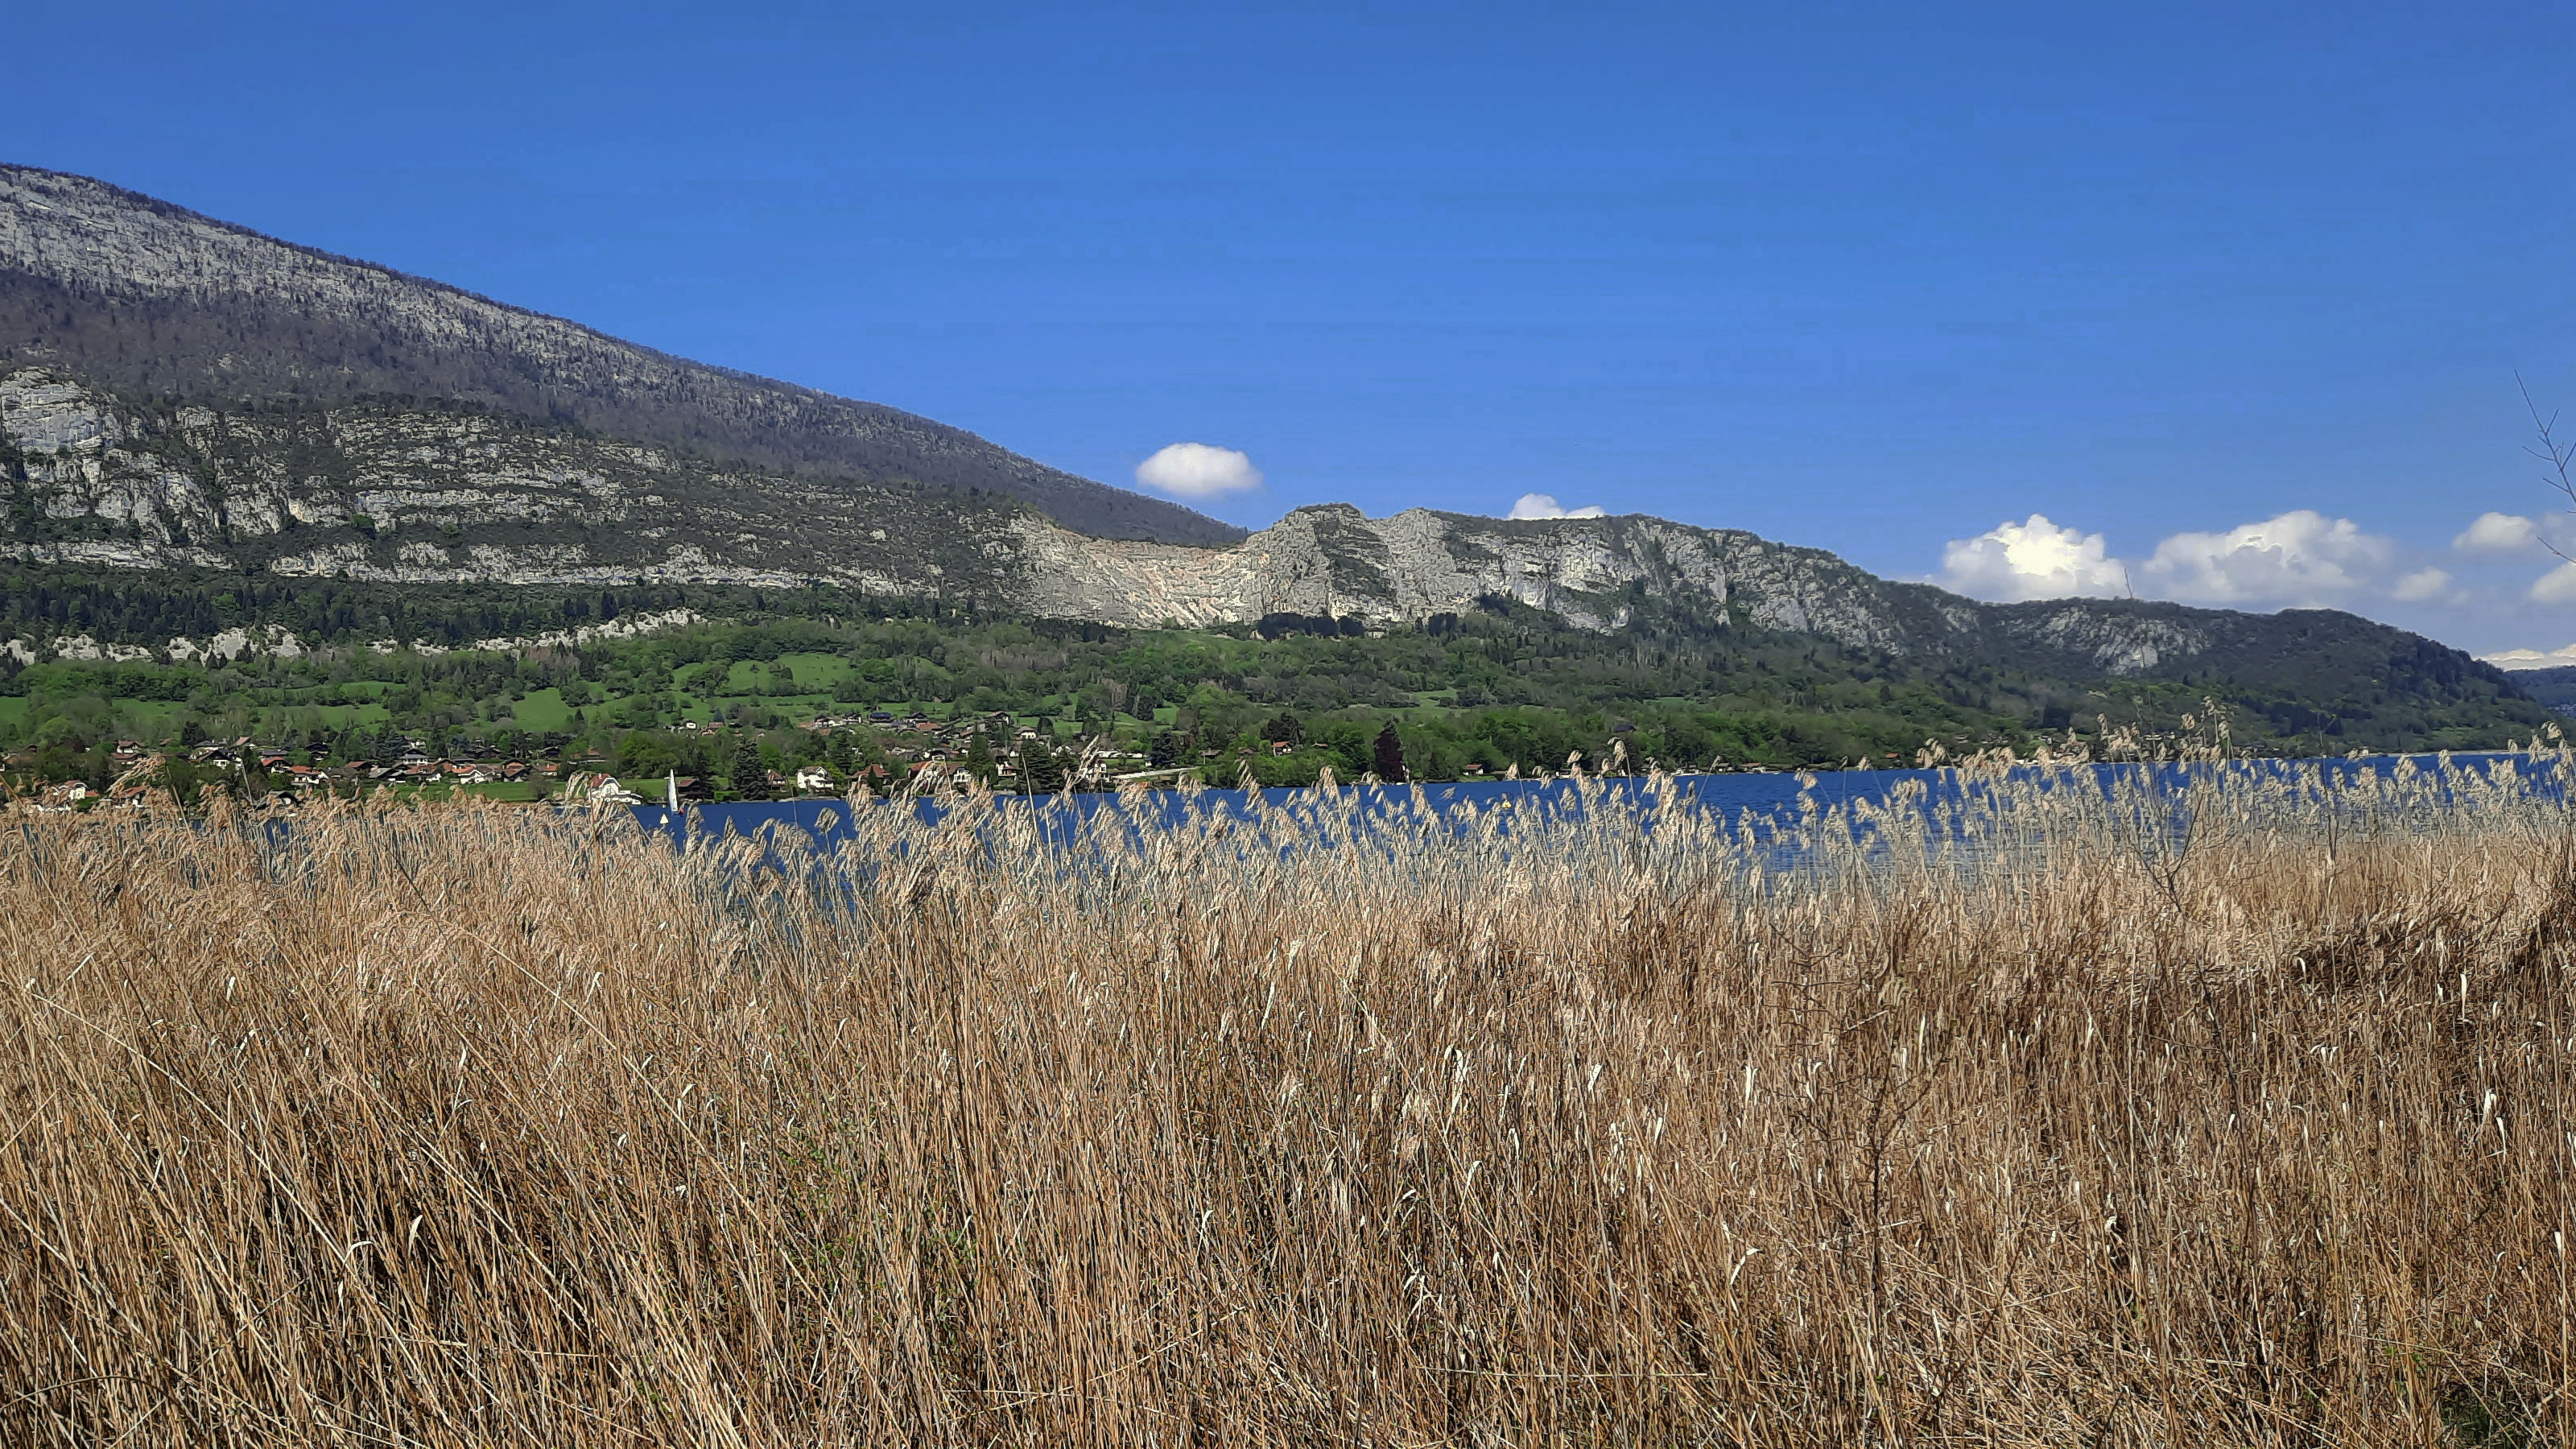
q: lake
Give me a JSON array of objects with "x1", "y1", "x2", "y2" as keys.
[{"x1": 626, "y1": 751, "x2": 2569, "y2": 857}]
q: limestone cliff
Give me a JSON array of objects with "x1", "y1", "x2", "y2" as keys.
[
  {"x1": 0, "y1": 166, "x2": 2514, "y2": 698},
  {"x1": 6, "y1": 364, "x2": 2491, "y2": 691},
  {"x1": 2, "y1": 366, "x2": 1018, "y2": 597}
]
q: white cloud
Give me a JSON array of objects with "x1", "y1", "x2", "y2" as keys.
[
  {"x1": 2533, "y1": 561, "x2": 2576, "y2": 605},
  {"x1": 1507, "y1": 492, "x2": 1606, "y2": 520},
  {"x1": 2481, "y1": 643, "x2": 2576, "y2": 671},
  {"x1": 2392, "y1": 567, "x2": 2454, "y2": 602},
  {"x1": 1935, "y1": 514, "x2": 2130, "y2": 601},
  {"x1": 2454, "y1": 511, "x2": 2540, "y2": 552},
  {"x1": 1134, "y1": 442, "x2": 1263, "y2": 498},
  {"x1": 2139, "y1": 510, "x2": 2396, "y2": 607}
]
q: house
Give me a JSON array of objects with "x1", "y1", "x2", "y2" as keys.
[
  {"x1": 500, "y1": 762, "x2": 530, "y2": 782},
  {"x1": 558, "y1": 770, "x2": 641, "y2": 805},
  {"x1": 793, "y1": 764, "x2": 832, "y2": 795}
]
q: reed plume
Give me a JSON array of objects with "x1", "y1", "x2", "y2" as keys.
[{"x1": 1, "y1": 754, "x2": 2570, "y2": 1445}]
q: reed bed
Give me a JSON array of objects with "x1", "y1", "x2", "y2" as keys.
[{"x1": 3, "y1": 754, "x2": 2574, "y2": 1447}]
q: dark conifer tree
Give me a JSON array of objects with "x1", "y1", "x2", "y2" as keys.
[
  {"x1": 1373, "y1": 721, "x2": 1406, "y2": 783},
  {"x1": 1021, "y1": 740, "x2": 1066, "y2": 794}
]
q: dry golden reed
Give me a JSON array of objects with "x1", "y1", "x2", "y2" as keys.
[{"x1": 2, "y1": 757, "x2": 2573, "y2": 1447}]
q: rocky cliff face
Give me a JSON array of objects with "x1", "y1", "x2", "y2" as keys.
[
  {"x1": 0, "y1": 164, "x2": 1241, "y2": 547},
  {"x1": 0, "y1": 166, "x2": 2516, "y2": 699},
  {"x1": 4, "y1": 363, "x2": 2265, "y2": 679},
  {"x1": 1, "y1": 366, "x2": 1022, "y2": 597},
  {"x1": 1006, "y1": 502, "x2": 2274, "y2": 677},
  {"x1": 1013, "y1": 504, "x2": 1922, "y2": 640}
]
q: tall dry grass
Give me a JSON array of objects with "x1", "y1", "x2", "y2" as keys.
[{"x1": 2, "y1": 758, "x2": 2574, "y2": 1446}]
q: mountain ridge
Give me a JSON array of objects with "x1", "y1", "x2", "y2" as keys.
[
  {"x1": 0, "y1": 358, "x2": 2421, "y2": 681},
  {"x1": 0, "y1": 164, "x2": 2546, "y2": 745},
  {"x1": 0, "y1": 163, "x2": 1243, "y2": 547}
]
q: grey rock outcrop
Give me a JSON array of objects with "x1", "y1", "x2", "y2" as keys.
[
  {"x1": 2, "y1": 366, "x2": 1019, "y2": 596},
  {"x1": 0, "y1": 166, "x2": 2514, "y2": 704},
  {"x1": 0, "y1": 365, "x2": 2235, "y2": 678}
]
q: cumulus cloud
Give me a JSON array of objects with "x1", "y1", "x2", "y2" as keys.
[
  {"x1": 2454, "y1": 511, "x2": 2540, "y2": 552},
  {"x1": 1935, "y1": 514, "x2": 2130, "y2": 601},
  {"x1": 2138, "y1": 510, "x2": 2396, "y2": 607},
  {"x1": 2481, "y1": 643, "x2": 2576, "y2": 670},
  {"x1": 2533, "y1": 561, "x2": 2576, "y2": 605},
  {"x1": 1507, "y1": 493, "x2": 1607, "y2": 520},
  {"x1": 1134, "y1": 442, "x2": 1263, "y2": 498},
  {"x1": 2392, "y1": 568, "x2": 2455, "y2": 602}
]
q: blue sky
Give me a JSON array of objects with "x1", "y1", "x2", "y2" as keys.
[{"x1": 10, "y1": 1, "x2": 2576, "y2": 655}]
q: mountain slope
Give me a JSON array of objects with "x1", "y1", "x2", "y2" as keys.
[
  {"x1": 0, "y1": 165, "x2": 2545, "y2": 750},
  {"x1": 0, "y1": 163, "x2": 1241, "y2": 547},
  {"x1": 0, "y1": 369, "x2": 1030, "y2": 600},
  {"x1": 0, "y1": 363, "x2": 2539, "y2": 720}
]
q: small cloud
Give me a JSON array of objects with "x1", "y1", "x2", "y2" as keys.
[
  {"x1": 2533, "y1": 560, "x2": 2576, "y2": 605},
  {"x1": 1508, "y1": 492, "x2": 1606, "y2": 520},
  {"x1": 2391, "y1": 567, "x2": 2454, "y2": 602},
  {"x1": 2481, "y1": 643, "x2": 2576, "y2": 670},
  {"x1": 1936, "y1": 514, "x2": 2130, "y2": 601},
  {"x1": 1135, "y1": 442, "x2": 1263, "y2": 498},
  {"x1": 2454, "y1": 511, "x2": 2539, "y2": 552},
  {"x1": 2140, "y1": 510, "x2": 2396, "y2": 608}
]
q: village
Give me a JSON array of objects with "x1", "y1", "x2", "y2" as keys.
[{"x1": 0, "y1": 709, "x2": 1183, "y2": 811}]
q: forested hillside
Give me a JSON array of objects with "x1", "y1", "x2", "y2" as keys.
[
  {"x1": 0, "y1": 160, "x2": 2551, "y2": 791},
  {"x1": 2506, "y1": 665, "x2": 2576, "y2": 716},
  {"x1": 2, "y1": 570, "x2": 2552, "y2": 804}
]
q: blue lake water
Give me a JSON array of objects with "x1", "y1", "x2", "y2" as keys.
[{"x1": 628, "y1": 751, "x2": 2566, "y2": 856}]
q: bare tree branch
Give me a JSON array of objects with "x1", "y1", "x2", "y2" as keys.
[{"x1": 2520, "y1": 372, "x2": 2576, "y2": 564}]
